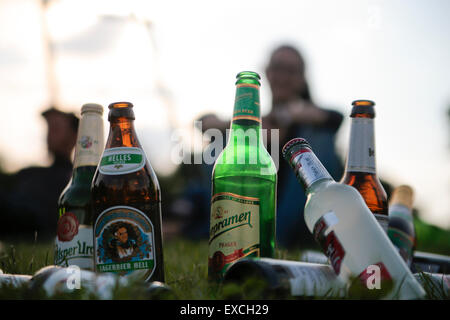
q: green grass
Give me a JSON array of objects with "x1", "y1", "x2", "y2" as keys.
[{"x1": 0, "y1": 236, "x2": 448, "y2": 300}]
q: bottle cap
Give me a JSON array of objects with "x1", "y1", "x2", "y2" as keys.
[
  {"x1": 350, "y1": 99, "x2": 375, "y2": 117},
  {"x1": 81, "y1": 103, "x2": 104, "y2": 115},
  {"x1": 235, "y1": 71, "x2": 261, "y2": 85},
  {"x1": 390, "y1": 185, "x2": 414, "y2": 208},
  {"x1": 282, "y1": 138, "x2": 311, "y2": 163}
]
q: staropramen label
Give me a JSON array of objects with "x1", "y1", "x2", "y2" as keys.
[
  {"x1": 99, "y1": 147, "x2": 146, "y2": 175},
  {"x1": 208, "y1": 192, "x2": 260, "y2": 278}
]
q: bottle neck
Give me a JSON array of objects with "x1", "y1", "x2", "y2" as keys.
[
  {"x1": 229, "y1": 83, "x2": 262, "y2": 142},
  {"x1": 288, "y1": 147, "x2": 333, "y2": 191},
  {"x1": 232, "y1": 83, "x2": 261, "y2": 124},
  {"x1": 344, "y1": 116, "x2": 377, "y2": 174},
  {"x1": 72, "y1": 165, "x2": 97, "y2": 183},
  {"x1": 105, "y1": 118, "x2": 141, "y2": 149},
  {"x1": 73, "y1": 112, "x2": 104, "y2": 169},
  {"x1": 99, "y1": 117, "x2": 147, "y2": 176}
]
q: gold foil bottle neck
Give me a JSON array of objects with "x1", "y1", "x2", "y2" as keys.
[{"x1": 390, "y1": 185, "x2": 414, "y2": 209}]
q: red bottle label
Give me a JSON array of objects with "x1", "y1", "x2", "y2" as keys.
[
  {"x1": 358, "y1": 262, "x2": 392, "y2": 286},
  {"x1": 313, "y1": 213, "x2": 345, "y2": 275},
  {"x1": 57, "y1": 212, "x2": 80, "y2": 242}
]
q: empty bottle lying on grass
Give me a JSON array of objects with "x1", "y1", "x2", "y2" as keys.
[
  {"x1": 224, "y1": 258, "x2": 449, "y2": 299},
  {"x1": 281, "y1": 138, "x2": 426, "y2": 299},
  {"x1": 0, "y1": 266, "x2": 174, "y2": 299}
]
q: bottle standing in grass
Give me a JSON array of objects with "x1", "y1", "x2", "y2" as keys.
[
  {"x1": 54, "y1": 103, "x2": 104, "y2": 270},
  {"x1": 91, "y1": 102, "x2": 164, "y2": 282},
  {"x1": 208, "y1": 72, "x2": 277, "y2": 281},
  {"x1": 340, "y1": 100, "x2": 389, "y2": 232},
  {"x1": 387, "y1": 185, "x2": 416, "y2": 267},
  {"x1": 282, "y1": 137, "x2": 425, "y2": 299}
]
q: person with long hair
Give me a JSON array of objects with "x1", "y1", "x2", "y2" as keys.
[
  {"x1": 263, "y1": 45, "x2": 344, "y2": 248},
  {"x1": 170, "y1": 45, "x2": 344, "y2": 249}
]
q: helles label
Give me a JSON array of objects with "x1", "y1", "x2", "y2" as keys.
[
  {"x1": 54, "y1": 225, "x2": 94, "y2": 270},
  {"x1": 346, "y1": 118, "x2": 376, "y2": 173},
  {"x1": 99, "y1": 147, "x2": 146, "y2": 175},
  {"x1": 209, "y1": 193, "x2": 260, "y2": 278},
  {"x1": 312, "y1": 211, "x2": 345, "y2": 275},
  {"x1": 94, "y1": 206, "x2": 156, "y2": 281}
]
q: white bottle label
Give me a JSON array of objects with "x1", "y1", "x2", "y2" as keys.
[
  {"x1": 73, "y1": 113, "x2": 104, "y2": 168},
  {"x1": 99, "y1": 147, "x2": 146, "y2": 175},
  {"x1": 54, "y1": 225, "x2": 94, "y2": 270},
  {"x1": 291, "y1": 148, "x2": 331, "y2": 188},
  {"x1": 209, "y1": 193, "x2": 260, "y2": 277},
  {"x1": 346, "y1": 118, "x2": 376, "y2": 173}
]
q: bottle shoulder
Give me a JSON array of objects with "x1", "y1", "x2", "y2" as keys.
[{"x1": 213, "y1": 143, "x2": 277, "y2": 179}]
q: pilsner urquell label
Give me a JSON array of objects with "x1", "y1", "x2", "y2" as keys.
[{"x1": 208, "y1": 193, "x2": 260, "y2": 278}]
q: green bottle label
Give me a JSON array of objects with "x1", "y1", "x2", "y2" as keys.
[
  {"x1": 94, "y1": 206, "x2": 156, "y2": 281},
  {"x1": 208, "y1": 192, "x2": 260, "y2": 278},
  {"x1": 232, "y1": 83, "x2": 261, "y2": 122},
  {"x1": 99, "y1": 147, "x2": 146, "y2": 175}
]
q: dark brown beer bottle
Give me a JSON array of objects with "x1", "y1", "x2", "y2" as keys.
[
  {"x1": 340, "y1": 100, "x2": 388, "y2": 232},
  {"x1": 91, "y1": 102, "x2": 164, "y2": 282}
]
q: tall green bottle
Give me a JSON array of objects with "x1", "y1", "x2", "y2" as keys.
[
  {"x1": 208, "y1": 71, "x2": 277, "y2": 281},
  {"x1": 54, "y1": 103, "x2": 104, "y2": 270}
]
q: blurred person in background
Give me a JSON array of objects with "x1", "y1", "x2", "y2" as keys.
[
  {"x1": 0, "y1": 107, "x2": 79, "y2": 241},
  {"x1": 167, "y1": 44, "x2": 344, "y2": 249},
  {"x1": 263, "y1": 45, "x2": 344, "y2": 248}
]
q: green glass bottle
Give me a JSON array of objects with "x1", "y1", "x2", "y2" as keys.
[
  {"x1": 55, "y1": 103, "x2": 104, "y2": 270},
  {"x1": 208, "y1": 71, "x2": 277, "y2": 281}
]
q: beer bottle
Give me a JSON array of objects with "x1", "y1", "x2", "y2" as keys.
[
  {"x1": 225, "y1": 258, "x2": 449, "y2": 299},
  {"x1": 91, "y1": 102, "x2": 164, "y2": 282},
  {"x1": 224, "y1": 258, "x2": 347, "y2": 299},
  {"x1": 55, "y1": 103, "x2": 104, "y2": 270},
  {"x1": 282, "y1": 137, "x2": 425, "y2": 299},
  {"x1": 387, "y1": 185, "x2": 416, "y2": 267},
  {"x1": 412, "y1": 251, "x2": 450, "y2": 274},
  {"x1": 208, "y1": 71, "x2": 277, "y2": 281},
  {"x1": 340, "y1": 100, "x2": 388, "y2": 232},
  {"x1": 27, "y1": 265, "x2": 174, "y2": 299}
]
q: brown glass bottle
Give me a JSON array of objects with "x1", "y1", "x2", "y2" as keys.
[
  {"x1": 91, "y1": 102, "x2": 164, "y2": 282},
  {"x1": 340, "y1": 100, "x2": 388, "y2": 231}
]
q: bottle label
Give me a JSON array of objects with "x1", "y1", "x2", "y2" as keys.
[
  {"x1": 387, "y1": 204, "x2": 414, "y2": 265},
  {"x1": 232, "y1": 83, "x2": 261, "y2": 122},
  {"x1": 99, "y1": 147, "x2": 146, "y2": 175},
  {"x1": 209, "y1": 192, "x2": 260, "y2": 278},
  {"x1": 389, "y1": 204, "x2": 413, "y2": 223},
  {"x1": 290, "y1": 148, "x2": 331, "y2": 189},
  {"x1": 54, "y1": 222, "x2": 94, "y2": 270},
  {"x1": 387, "y1": 227, "x2": 414, "y2": 266},
  {"x1": 358, "y1": 262, "x2": 393, "y2": 290},
  {"x1": 73, "y1": 113, "x2": 104, "y2": 168},
  {"x1": 313, "y1": 211, "x2": 346, "y2": 275},
  {"x1": 346, "y1": 118, "x2": 376, "y2": 173},
  {"x1": 94, "y1": 206, "x2": 156, "y2": 281}
]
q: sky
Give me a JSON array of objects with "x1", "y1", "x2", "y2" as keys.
[{"x1": 0, "y1": 0, "x2": 449, "y2": 228}]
